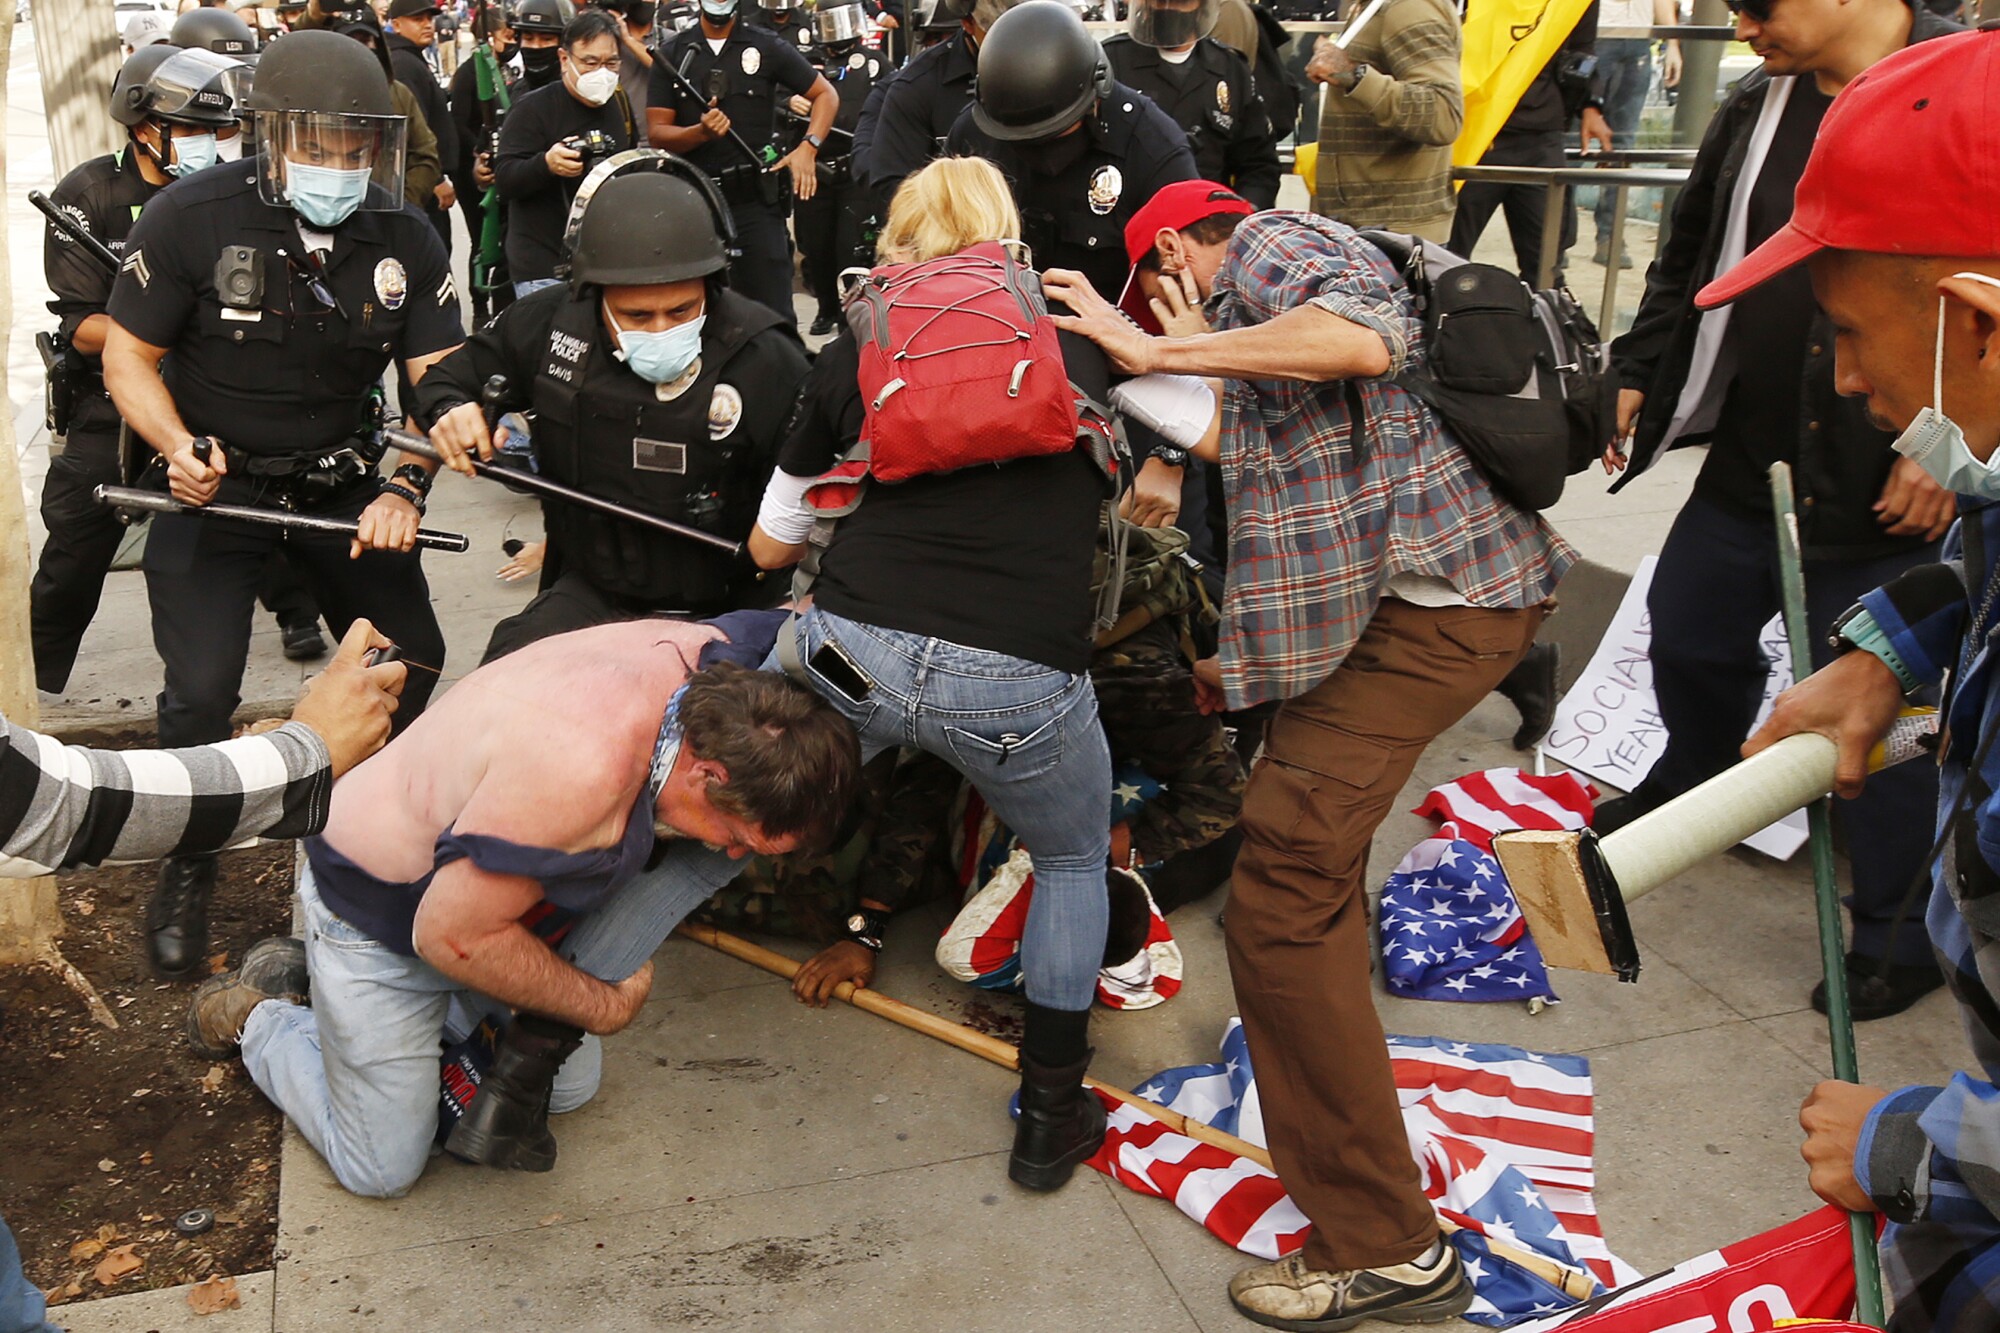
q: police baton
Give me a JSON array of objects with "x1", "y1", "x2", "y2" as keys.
[
  {"x1": 661, "y1": 52, "x2": 772, "y2": 171},
  {"x1": 94, "y1": 486, "x2": 473, "y2": 553},
  {"x1": 380, "y1": 426, "x2": 746, "y2": 557},
  {"x1": 31, "y1": 191, "x2": 121, "y2": 274}
]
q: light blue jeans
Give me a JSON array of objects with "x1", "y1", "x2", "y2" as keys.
[
  {"x1": 240, "y1": 848, "x2": 736, "y2": 1198},
  {"x1": 0, "y1": 1216, "x2": 58, "y2": 1333},
  {"x1": 794, "y1": 608, "x2": 1111, "y2": 1010}
]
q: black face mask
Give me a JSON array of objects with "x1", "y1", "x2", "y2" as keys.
[
  {"x1": 1014, "y1": 130, "x2": 1088, "y2": 177},
  {"x1": 1142, "y1": 4, "x2": 1203, "y2": 47},
  {"x1": 521, "y1": 44, "x2": 561, "y2": 83}
]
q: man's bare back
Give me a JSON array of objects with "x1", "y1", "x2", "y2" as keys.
[{"x1": 317, "y1": 619, "x2": 725, "y2": 888}]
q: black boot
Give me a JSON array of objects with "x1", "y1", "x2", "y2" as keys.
[
  {"x1": 1496, "y1": 642, "x2": 1561, "y2": 750},
  {"x1": 1010, "y1": 1004, "x2": 1106, "y2": 1192},
  {"x1": 148, "y1": 855, "x2": 217, "y2": 980},
  {"x1": 444, "y1": 1013, "x2": 585, "y2": 1172}
]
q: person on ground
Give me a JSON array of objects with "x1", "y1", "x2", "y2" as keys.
[
  {"x1": 1715, "y1": 27, "x2": 2000, "y2": 1330},
  {"x1": 1043, "y1": 176, "x2": 1573, "y2": 1329}
]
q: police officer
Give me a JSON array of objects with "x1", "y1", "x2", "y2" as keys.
[
  {"x1": 509, "y1": 0, "x2": 573, "y2": 89},
  {"x1": 794, "y1": 1, "x2": 881, "y2": 335},
  {"x1": 849, "y1": 0, "x2": 961, "y2": 202},
  {"x1": 1102, "y1": 0, "x2": 1281, "y2": 208},
  {"x1": 945, "y1": 0, "x2": 1195, "y2": 298},
  {"x1": 495, "y1": 7, "x2": 637, "y2": 295},
  {"x1": 747, "y1": 0, "x2": 816, "y2": 57},
  {"x1": 857, "y1": 0, "x2": 1022, "y2": 207},
  {"x1": 168, "y1": 6, "x2": 260, "y2": 60},
  {"x1": 100, "y1": 29, "x2": 462, "y2": 979},
  {"x1": 647, "y1": 0, "x2": 835, "y2": 327},
  {"x1": 417, "y1": 153, "x2": 810, "y2": 659},
  {"x1": 30, "y1": 46, "x2": 243, "y2": 697}
]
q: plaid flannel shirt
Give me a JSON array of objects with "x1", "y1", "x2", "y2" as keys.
[
  {"x1": 1206, "y1": 213, "x2": 1575, "y2": 708},
  {"x1": 1845, "y1": 500, "x2": 2000, "y2": 1330},
  {"x1": 0, "y1": 713, "x2": 332, "y2": 877}
]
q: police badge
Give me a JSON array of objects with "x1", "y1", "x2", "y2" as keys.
[
  {"x1": 742, "y1": 46, "x2": 761, "y2": 74},
  {"x1": 374, "y1": 257, "x2": 408, "y2": 310},
  {"x1": 709, "y1": 383, "x2": 744, "y2": 439},
  {"x1": 1087, "y1": 164, "x2": 1123, "y2": 216},
  {"x1": 1215, "y1": 80, "x2": 1230, "y2": 115},
  {"x1": 849, "y1": 50, "x2": 866, "y2": 68}
]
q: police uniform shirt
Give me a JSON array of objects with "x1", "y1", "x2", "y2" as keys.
[
  {"x1": 817, "y1": 46, "x2": 883, "y2": 143},
  {"x1": 106, "y1": 159, "x2": 463, "y2": 456},
  {"x1": 748, "y1": 6, "x2": 817, "y2": 58},
  {"x1": 944, "y1": 83, "x2": 1198, "y2": 298},
  {"x1": 46, "y1": 144, "x2": 162, "y2": 433},
  {"x1": 1101, "y1": 34, "x2": 1280, "y2": 209},
  {"x1": 859, "y1": 28, "x2": 973, "y2": 200},
  {"x1": 651, "y1": 21, "x2": 820, "y2": 179},
  {"x1": 493, "y1": 79, "x2": 638, "y2": 282}
]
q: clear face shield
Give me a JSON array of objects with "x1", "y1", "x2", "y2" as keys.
[
  {"x1": 255, "y1": 109, "x2": 409, "y2": 227},
  {"x1": 1128, "y1": 0, "x2": 1217, "y2": 47}
]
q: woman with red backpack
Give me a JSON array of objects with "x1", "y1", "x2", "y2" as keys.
[{"x1": 749, "y1": 156, "x2": 1121, "y2": 1193}]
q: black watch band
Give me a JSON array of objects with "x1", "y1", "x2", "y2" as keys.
[
  {"x1": 1149, "y1": 443, "x2": 1192, "y2": 468},
  {"x1": 392, "y1": 462, "x2": 435, "y2": 496},
  {"x1": 844, "y1": 908, "x2": 889, "y2": 952},
  {"x1": 379, "y1": 479, "x2": 427, "y2": 514}
]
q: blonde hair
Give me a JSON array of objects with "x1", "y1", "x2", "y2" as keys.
[{"x1": 877, "y1": 157, "x2": 1023, "y2": 264}]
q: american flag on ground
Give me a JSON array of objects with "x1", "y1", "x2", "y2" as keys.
[
  {"x1": 1380, "y1": 770, "x2": 1597, "y2": 1005},
  {"x1": 1088, "y1": 1020, "x2": 1639, "y2": 1325}
]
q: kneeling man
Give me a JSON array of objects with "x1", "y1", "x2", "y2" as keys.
[{"x1": 188, "y1": 617, "x2": 861, "y2": 1198}]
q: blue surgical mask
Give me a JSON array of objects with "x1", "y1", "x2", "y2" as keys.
[
  {"x1": 700, "y1": 0, "x2": 736, "y2": 18},
  {"x1": 286, "y1": 160, "x2": 373, "y2": 228},
  {"x1": 607, "y1": 302, "x2": 706, "y2": 384},
  {"x1": 168, "y1": 132, "x2": 219, "y2": 177},
  {"x1": 1891, "y1": 274, "x2": 2000, "y2": 500}
]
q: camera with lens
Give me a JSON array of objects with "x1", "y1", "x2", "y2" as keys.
[{"x1": 562, "y1": 129, "x2": 618, "y2": 167}]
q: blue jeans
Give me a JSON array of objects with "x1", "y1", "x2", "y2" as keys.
[
  {"x1": 1592, "y1": 39, "x2": 1654, "y2": 239},
  {"x1": 0, "y1": 1216, "x2": 58, "y2": 1333},
  {"x1": 795, "y1": 608, "x2": 1112, "y2": 1010},
  {"x1": 513, "y1": 277, "x2": 563, "y2": 299},
  {"x1": 239, "y1": 850, "x2": 735, "y2": 1197}
]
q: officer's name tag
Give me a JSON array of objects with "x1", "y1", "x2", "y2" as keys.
[
  {"x1": 634, "y1": 438, "x2": 688, "y2": 474},
  {"x1": 219, "y1": 308, "x2": 264, "y2": 322}
]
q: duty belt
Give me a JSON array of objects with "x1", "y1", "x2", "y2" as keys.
[{"x1": 238, "y1": 444, "x2": 378, "y2": 511}]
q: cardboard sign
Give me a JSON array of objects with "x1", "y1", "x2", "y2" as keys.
[{"x1": 1540, "y1": 557, "x2": 1808, "y2": 859}]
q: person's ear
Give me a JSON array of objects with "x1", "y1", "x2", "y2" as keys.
[
  {"x1": 1942, "y1": 272, "x2": 2000, "y2": 374},
  {"x1": 686, "y1": 756, "x2": 730, "y2": 791},
  {"x1": 1154, "y1": 227, "x2": 1184, "y2": 271}
]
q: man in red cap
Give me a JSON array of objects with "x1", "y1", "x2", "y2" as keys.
[
  {"x1": 1046, "y1": 183, "x2": 1574, "y2": 1331},
  {"x1": 1729, "y1": 26, "x2": 2000, "y2": 1330}
]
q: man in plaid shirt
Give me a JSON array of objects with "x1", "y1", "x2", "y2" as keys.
[{"x1": 1046, "y1": 180, "x2": 1572, "y2": 1330}]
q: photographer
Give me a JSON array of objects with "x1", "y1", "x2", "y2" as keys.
[{"x1": 494, "y1": 7, "x2": 637, "y2": 294}]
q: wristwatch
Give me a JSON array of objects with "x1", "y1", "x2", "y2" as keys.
[
  {"x1": 844, "y1": 907, "x2": 889, "y2": 952},
  {"x1": 1149, "y1": 443, "x2": 1191, "y2": 468},
  {"x1": 392, "y1": 462, "x2": 435, "y2": 496},
  {"x1": 804, "y1": 132, "x2": 826, "y2": 151},
  {"x1": 1340, "y1": 63, "x2": 1369, "y2": 93}
]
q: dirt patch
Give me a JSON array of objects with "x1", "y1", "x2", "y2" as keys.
[{"x1": 0, "y1": 841, "x2": 295, "y2": 1308}]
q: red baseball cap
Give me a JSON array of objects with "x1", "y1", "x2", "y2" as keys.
[
  {"x1": 1697, "y1": 27, "x2": 2000, "y2": 309},
  {"x1": 1116, "y1": 180, "x2": 1254, "y2": 332}
]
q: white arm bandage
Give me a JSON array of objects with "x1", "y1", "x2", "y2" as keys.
[
  {"x1": 1110, "y1": 374, "x2": 1218, "y2": 451},
  {"x1": 755, "y1": 469, "x2": 820, "y2": 545}
]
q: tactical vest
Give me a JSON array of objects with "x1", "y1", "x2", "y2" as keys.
[{"x1": 532, "y1": 289, "x2": 782, "y2": 606}]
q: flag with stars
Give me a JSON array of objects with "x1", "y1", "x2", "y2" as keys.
[
  {"x1": 1087, "y1": 1022, "x2": 1639, "y2": 1325},
  {"x1": 1380, "y1": 770, "x2": 1597, "y2": 1005}
]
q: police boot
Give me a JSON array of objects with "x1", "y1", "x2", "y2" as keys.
[
  {"x1": 147, "y1": 854, "x2": 217, "y2": 980},
  {"x1": 1495, "y1": 642, "x2": 1560, "y2": 751},
  {"x1": 444, "y1": 1013, "x2": 585, "y2": 1172},
  {"x1": 1010, "y1": 1003, "x2": 1106, "y2": 1192}
]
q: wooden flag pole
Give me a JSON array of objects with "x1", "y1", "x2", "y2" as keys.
[{"x1": 675, "y1": 922, "x2": 1599, "y2": 1301}]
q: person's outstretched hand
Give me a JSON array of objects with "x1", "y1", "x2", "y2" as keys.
[{"x1": 289, "y1": 618, "x2": 409, "y2": 777}]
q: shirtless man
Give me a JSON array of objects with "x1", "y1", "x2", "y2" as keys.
[{"x1": 186, "y1": 616, "x2": 862, "y2": 1198}]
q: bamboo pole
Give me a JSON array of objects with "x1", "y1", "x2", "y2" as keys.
[{"x1": 676, "y1": 922, "x2": 1599, "y2": 1301}]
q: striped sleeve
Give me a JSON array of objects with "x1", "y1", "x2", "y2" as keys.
[{"x1": 0, "y1": 713, "x2": 333, "y2": 877}]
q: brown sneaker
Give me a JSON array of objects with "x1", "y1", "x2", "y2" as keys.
[
  {"x1": 186, "y1": 937, "x2": 309, "y2": 1059},
  {"x1": 1228, "y1": 1246, "x2": 1473, "y2": 1332}
]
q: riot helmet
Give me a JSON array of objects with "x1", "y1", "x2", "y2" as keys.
[
  {"x1": 813, "y1": 1, "x2": 867, "y2": 43},
  {"x1": 562, "y1": 150, "x2": 734, "y2": 289},
  {"x1": 970, "y1": 0, "x2": 1111, "y2": 142},
  {"x1": 246, "y1": 29, "x2": 408, "y2": 226},
  {"x1": 507, "y1": 0, "x2": 575, "y2": 30},
  {"x1": 112, "y1": 46, "x2": 245, "y2": 128},
  {"x1": 171, "y1": 7, "x2": 261, "y2": 58},
  {"x1": 1127, "y1": 0, "x2": 1217, "y2": 47}
]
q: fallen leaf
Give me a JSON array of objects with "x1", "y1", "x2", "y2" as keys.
[
  {"x1": 42, "y1": 1277, "x2": 84, "y2": 1307},
  {"x1": 132, "y1": 1088, "x2": 152, "y2": 1098},
  {"x1": 139, "y1": 1151, "x2": 154, "y2": 1164},
  {"x1": 187, "y1": 1275, "x2": 241, "y2": 1315},
  {"x1": 537, "y1": 1212, "x2": 564, "y2": 1227},
  {"x1": 208, "y1": 952, "x2": 229, "y2": 976},
  {"x1": 115, "y1": 995, "x2": 136, "y2": 1008},
  {"x1": 97, "y1": 1224, "x2": 120, "y2": 1244},
  {"x1": 68, "y1": 1238, "x2": 105, "y2": 1262},
  {"x1": 248, "y1": 1159, "x2": 270, "y2": 1173},
  {"x1": 97, "y1": 1159, "x2": 116, "y2": 1173},
  {"x1": 93, "y1": 1244, "x2": 143, "y2": 1286},
  {"x1": 75, "y1": 900, "x2": 94, "y2": 916},
  {"x1": 199, "y1": 1065, "x2": 228, "y2": 1094}
]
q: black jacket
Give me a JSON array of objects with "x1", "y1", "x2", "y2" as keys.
[
  {"x1": 494, "y1": 79, "x2": 638, "y2": 283},
  {"x1": 1609, "y1": 1, "x2": 1960, "y2": 556},
  {"x1": 387, "y1": 33, "x2": 460, "y2": 186}
]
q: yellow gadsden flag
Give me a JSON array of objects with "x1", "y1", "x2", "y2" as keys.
[{"x1": 1453, "y1": 0, "x2": 1598, "y2": 168}]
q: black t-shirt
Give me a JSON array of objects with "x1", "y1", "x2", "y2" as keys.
[
  {"x1": 777, "y1": 327, "x2": 1112, "y2": 674},
  {"x1": 493, "y1": 80, "x2": 637, "y2": 283},
  {"x1": 1697, "y1": 79, "x2": 1834, "y2": 519}
]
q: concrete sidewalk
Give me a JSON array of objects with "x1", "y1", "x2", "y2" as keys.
[{"x1": 9, "y1": 22, "x2": 1973, "y2": 1332}]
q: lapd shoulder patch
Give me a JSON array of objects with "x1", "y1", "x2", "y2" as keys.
[
  {"x1": 709, "y1": 383, "x2": 744, "y2": 439},
  {"x1": 51, "y1": 202, "x2": 91, "y2": 247}
]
